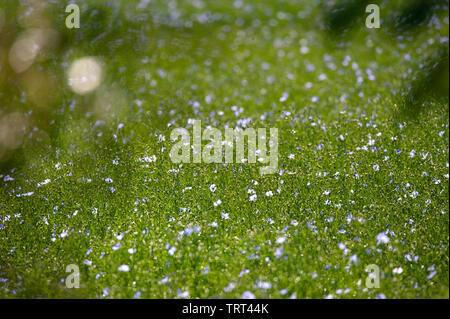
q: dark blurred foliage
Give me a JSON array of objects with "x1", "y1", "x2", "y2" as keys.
[
  {"x1": 322, "y1": 0, "x2": 449, "y2": 115},
  {"x1": 401, "y1": 44, "x2": 449, "y2": 116},
  {"x1": 388, "y1": 0, "x2": 444, "y2": 34},
  {"x1": 322, "y1": 0, "x2": 371, "y2": 36},
  {"x1": 59, "y1": 2, "x2": 140, "y2": 55}
]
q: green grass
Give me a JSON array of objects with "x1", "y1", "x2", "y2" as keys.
[{"x1": 0, "y1": 0, "x2": 449, "y2": 298}]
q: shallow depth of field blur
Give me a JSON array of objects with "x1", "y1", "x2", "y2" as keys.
[{"x1": 0, "y1": 0, "x2": 449, "y2": 298}]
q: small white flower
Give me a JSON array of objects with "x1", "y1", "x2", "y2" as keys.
[
  {"x1": 177, "y1": 290, "x2": 189, "y2": 298},
  {"x1": 427, "y1": 271, "x2": 436, "y2": 280},
  {"x1": 275, "y1": 246, "x2": 284, "y2": 259},
  {"x1": 133, "y1": 291, "x2": 141, "y2": 299},
  {"x1": 223, "y1": 282, "x2": 235, "y2": 293},
  {"x1": 349, "y1": 254, "x2": 359, "y2": 264},
  {"x1": 37, "y1": 179, "x2": 51, "y2": 187},
  {"x1": 393, "y1": 267, "x2": 403, "y2": 274},
  {"x1": 239, "y1": 269, "x2": 250, "y2": 277},
  {"x1": 279, "y1": 92, "x2": 289, "y2": 102},
  {"x1": 115, "y1": 233, "x2": 124, "y2": 240},
  {"x1": 376, "y1": 232, "x2": 390, "y2": 245},
  {"x1": 256, "y1": 280, "x2": 272, "y2": 289},
  {"x1": 168, "y1": 246, "x2": 176, "y2": 256},
  {"x1": 139, "y1": 155, "x2": 157, "y2": 163},
  {"x1": 373, "y1": 164, "x2": 379, "y2": 171},
  {"x1": 242, "y1": 291, "x2": 255, "y2": 299},
  {"x1": 118, "y1": 264, "x2": 130, "y2": 272},
  {"x1": 209, "y1": 184, "x2": 217, "y2": 192}
]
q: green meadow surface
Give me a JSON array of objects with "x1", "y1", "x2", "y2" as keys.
[{"x1": 0, "y1": 0, "x2": 449, "y2": 298}]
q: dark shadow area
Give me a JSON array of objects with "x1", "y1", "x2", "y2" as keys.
[
  {"x1": 387, "y1": 0, "x2": 444, "y2": 35},
  {"x1": 321, "y1": 0, "x2": 371, "y2": 37},
  {"x1": 321, "y1": 0, "x2": 449, "y2": 118},
  {"x1": 400, "y1": 44, "x2": 449, "y2": 118}
]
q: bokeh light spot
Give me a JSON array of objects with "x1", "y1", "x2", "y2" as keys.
[
  {"x1": 9, "y1": 36, "x2": 40, "y2": 73},
  {"x1": 67, "y1": 57, "x2": 102, "y2": 95}
]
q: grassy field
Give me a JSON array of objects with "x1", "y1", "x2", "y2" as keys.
[{"x1": 0, "y1": 0, "x2": 449, "y2": 298}]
